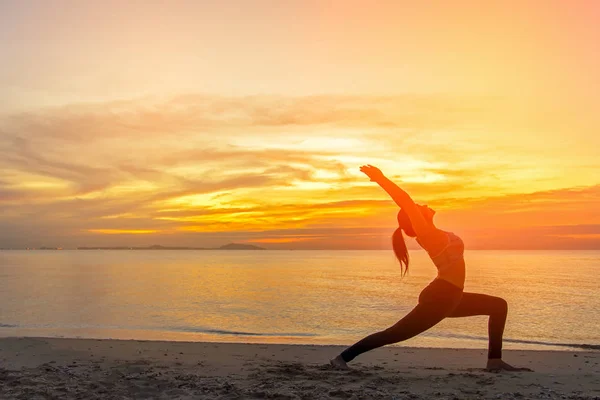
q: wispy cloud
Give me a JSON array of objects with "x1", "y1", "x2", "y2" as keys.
[{"x1": 1, "y1": 95, "x2": 598, "y2": 249}]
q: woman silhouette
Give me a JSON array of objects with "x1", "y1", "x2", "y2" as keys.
[{"x1": 330, "y1": 165, "x2": 531, "y2": 371}]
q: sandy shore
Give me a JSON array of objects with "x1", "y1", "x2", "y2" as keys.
[{"x1": 0, "y1": 337, "x2": 598, "y2": 399}]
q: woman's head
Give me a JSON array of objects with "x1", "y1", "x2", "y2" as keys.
[
  {"x1": 396, "y1": 204, "x2": 435, "y2": 237},
  {"x1": 418, "y1": 204, "x2": 436, "y2": 222},
  {"x1": 392, "y1": 204, "x2": 436, "y2": 276}
]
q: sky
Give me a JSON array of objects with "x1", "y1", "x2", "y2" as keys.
[{"x1": 0, "y1": 0, "x2": 599, "y2": 249}]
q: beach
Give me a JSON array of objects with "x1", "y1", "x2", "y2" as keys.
[{"x1": 1, "y1": 337, "x2": 598, "y2": 399}]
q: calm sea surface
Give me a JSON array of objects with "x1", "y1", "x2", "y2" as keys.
[{"x1": 0, "y1": 250, "x2": 598, "y2": 351}]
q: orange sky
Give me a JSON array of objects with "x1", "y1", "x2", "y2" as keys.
[{"x1": 0, "y1": 1, "x2": 599, "y2": 249}]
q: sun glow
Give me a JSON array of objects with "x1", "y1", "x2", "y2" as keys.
[{"x1": 1, "y1": 1, "x2": 599, "y2": 249}]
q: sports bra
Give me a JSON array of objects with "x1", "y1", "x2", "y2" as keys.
[{"x1": 418, "y1": 231, "x2": 466, "y2": 290}]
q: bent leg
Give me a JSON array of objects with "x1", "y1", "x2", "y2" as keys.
[
  {"x1": 448, "y1": 292, "x2": 508, "y2": 359},
  {"x1": 340, "y1": 302, "x2": 449, "y2": 362}
]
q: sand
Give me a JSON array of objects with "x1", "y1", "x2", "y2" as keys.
[{"x1": 0, "y1": 337, "x2": 598, "y2": 399}]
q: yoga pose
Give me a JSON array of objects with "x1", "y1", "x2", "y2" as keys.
[{"x1": 330, "y1": 165, "x2": 531, "y2": 371}]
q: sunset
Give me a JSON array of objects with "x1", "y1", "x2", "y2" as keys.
[
  {"x1": 0, "y1": 1, "x2": 598, "y2": 399},
  {"x1": 2, "y1": 1, "x2": 598, "y2": 250}
]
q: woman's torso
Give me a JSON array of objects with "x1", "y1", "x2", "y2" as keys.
[{"x1": 418, "y1": 231, "x2": 466, "y2": 289}]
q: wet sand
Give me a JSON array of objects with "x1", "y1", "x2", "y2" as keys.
[{"x1": 0, "y1": 337, "x2": 598, "y2": 399}]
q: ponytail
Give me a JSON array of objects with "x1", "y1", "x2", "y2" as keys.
[
  {"x1": 393, "y1": 208, "x2": 416, "y2": 277},
  {"x1": 392, "y1": 227, "x2": 409, "y2": 277}
]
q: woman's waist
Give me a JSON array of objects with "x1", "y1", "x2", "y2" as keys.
[
  {"x1": 435, "y1": 273, "x2": 465, "y2": 290},
  {"x1": 418, "y1": 277, "x2": 464, "y2": 304},
  {"x1": 434, "y1": 259, "x2": 465, "y2": 271},
  {"x1": 434, "y1": 261, "x2": 465, "y2": 289}
]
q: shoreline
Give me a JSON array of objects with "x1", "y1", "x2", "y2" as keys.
[
  {"x1": 1, "y1": 328, "x2": 597, "y2": 352},
  {"x1": 1, "y1": 337, "x2": 598, "y2": 399}
]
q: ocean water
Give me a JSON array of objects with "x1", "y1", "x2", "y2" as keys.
[{"x1": 0, "y1": 250, "x2": 598, "y2": 352}]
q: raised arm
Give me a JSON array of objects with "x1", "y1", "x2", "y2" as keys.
[{"x1": 360, "y1": 164, "x2": 435, "y2": 239}]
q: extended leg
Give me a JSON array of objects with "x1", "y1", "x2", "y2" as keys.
[{"x1": 339, "y1": 302, "x2": 450, "y2": 363}]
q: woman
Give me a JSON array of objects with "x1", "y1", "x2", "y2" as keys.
[{"x1": 330, "y1": 165, "x2": 531, "y2": 371}]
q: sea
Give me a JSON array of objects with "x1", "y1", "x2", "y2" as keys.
[{"x1": 0, "y1": 250, "x2": 598, "y2": 352}]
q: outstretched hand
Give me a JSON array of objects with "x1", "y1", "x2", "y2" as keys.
[{"x1": 360, "y1": 164, "x2": 385, "y2": 182}]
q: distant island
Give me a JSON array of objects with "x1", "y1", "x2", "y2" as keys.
[{"x1": 76, "y1": 243, "x2": 266, "y2": 251}]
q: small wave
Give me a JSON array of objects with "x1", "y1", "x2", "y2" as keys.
[
  {"x1": 0, "y1": 323, "x2": 18, "y2": 328},
  {"x1": 425, "y1": 332, "x2": 600, "y2": 350},
  {"x1": 165, "y1": 326, "x2": 318, "y2": 337},
  {"x1": 504, "y1": 338, "x2": 600, "y2": 351}
]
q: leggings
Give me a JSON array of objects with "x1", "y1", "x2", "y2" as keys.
[{"x1": 340, "y1": 279, "x2": 508, "y2": 362}]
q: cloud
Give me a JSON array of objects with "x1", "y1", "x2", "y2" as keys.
[{"x1": 0, "y1": 94, "x2": 598, "y2": 249}]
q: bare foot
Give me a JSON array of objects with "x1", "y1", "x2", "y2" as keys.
[
  {"x1": 486, "y1": 358, "x2": 533, "y2": 372},
  {"x1": 330, "y1": 355, "x2": 350, "y2": 370}
]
